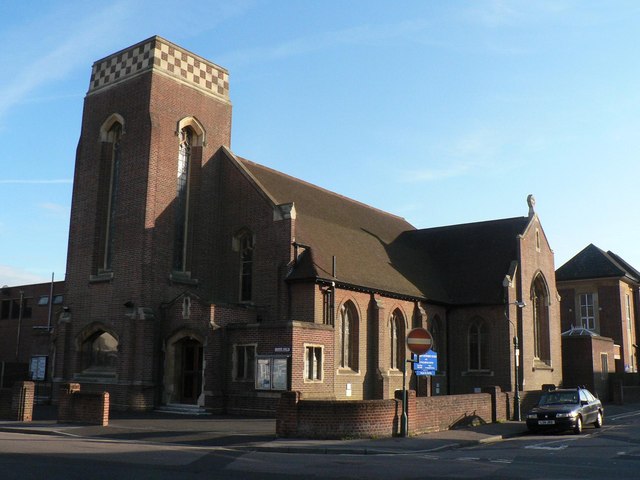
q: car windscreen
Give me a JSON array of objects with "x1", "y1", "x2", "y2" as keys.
[{"x1": 538, "y1": 391, "x2": 579, "y2": 405}]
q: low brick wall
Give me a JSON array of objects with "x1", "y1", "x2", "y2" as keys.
[
  {"x1": 0, "y1": 381, "x2": 34, "y2": 421},
  {"x1": 58, "y1": 383, "x2": 109, "y2": 426},
  {"x1": 277, "y1": 391, "x2": 400, "y2": 439},
  {"x1": 412, "y1": 391, "x2": 495, "y2": 434},
  {"x1": 277, "y1": 387, "x2": 519, "y2": 439}
]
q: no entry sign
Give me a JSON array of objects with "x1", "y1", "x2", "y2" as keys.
[{"x1": 406, "y1": 328, "x2": 433, "y2": 355}]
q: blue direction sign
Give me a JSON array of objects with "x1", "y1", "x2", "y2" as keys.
[{"x1": 413, "y1": 350, "x2": 437, "y2": 376}]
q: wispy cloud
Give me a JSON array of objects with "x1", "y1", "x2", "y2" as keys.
[
  {"x1": 38, "y1": 203, "x2": 69, "y2": 216},
  {"x1": 398, "y1": 129, "x2": 508, "y2": 183},
  {"x1": 0, "y1": 179, "x2": 72, "y2": 184},
  {"x1": 466, "y1": 0, "x2": 573, "y2": 28},
  {"x1": 222, "y1": 19, "x2": 430, "y2": 66},
  {"x1": 0, "y1": 265, "x2": 49, "y2": 287},
  {"x1": 470, "y1": 0, "x2": 522, "y2": 27},
  {"x1": 0, "y1": 1, "x2": 131, "y2": 121},
  {"x1": 401, "y1": 161, "x2": 478, "y2": 183}
]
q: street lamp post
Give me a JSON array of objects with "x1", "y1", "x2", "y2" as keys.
[
  {"x1": 505, "y1": 300, "x2": 525, "y2": 421},
  {"x1": 513, "y1": 333, "x2": 521, "y2": 421}
]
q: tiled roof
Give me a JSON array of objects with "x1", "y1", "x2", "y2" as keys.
[
  {"x1": 556, "y1": 244, "x2": 640, "y2": 283},
  {"x1": 237, "y1": 156, "x2": 530, "y2": 304},
  {"x1": 399, "y1": 217, "x2": 531, "y2": 304}
]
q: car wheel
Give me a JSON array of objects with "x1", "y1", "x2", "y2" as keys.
[
  {"x1": 573, "y1": 416, "x2": 583, "y2": 434},
  {"x1": 594, "y1": 411, "x2": 603, "y2": 428}
]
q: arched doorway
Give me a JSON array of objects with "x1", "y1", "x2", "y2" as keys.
[{"x1": 163, "y1": 332, "x2": 204, "y2": 406}]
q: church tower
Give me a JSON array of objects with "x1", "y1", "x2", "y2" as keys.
[{"x1": 55, "y1": 37, "x2": 232, "y2": 409}]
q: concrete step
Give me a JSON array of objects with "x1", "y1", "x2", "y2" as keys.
[{"x1": 155, "y1": 403, "x2": 210, "y2": 416}]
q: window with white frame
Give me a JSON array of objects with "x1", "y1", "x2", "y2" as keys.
[
  {"x1": 234, "y1": 344, "x2": 256, "y2": 381},
  {"x1": 579, "y1": 293, "x2": 596, "y2": 330},
  {"x1": 305, "y1": 345, "x2": 323, "y2": 381}
]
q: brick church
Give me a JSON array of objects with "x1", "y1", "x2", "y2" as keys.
[{"x1": 51, "y1": 36, "x2": 562, "y2": 412}]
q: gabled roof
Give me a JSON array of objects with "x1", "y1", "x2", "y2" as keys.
[
  {"x1": 398, "y1": 217, "x2": 531, "y2": 304},
  {"x1": 236, "y1": 155, "x2": 532, "y2": 304},
  {"x1": 238, "y1": 157, "x2": 426, "y2": 298},
  {"x1": 556, "y1": 244, "x2": 640, "y2": 284}
]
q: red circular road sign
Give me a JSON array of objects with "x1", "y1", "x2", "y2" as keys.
[{"x1": 406, "y1": 328, "x2": 433, "y2": 355}]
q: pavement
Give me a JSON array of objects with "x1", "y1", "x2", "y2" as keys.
[{"x1": 0, "y1": 403, "x2": 637, "y2": 455}]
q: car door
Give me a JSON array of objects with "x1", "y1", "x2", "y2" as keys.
[{"x1": 579, "y1": 390, "x2": 594, "y2": 422}]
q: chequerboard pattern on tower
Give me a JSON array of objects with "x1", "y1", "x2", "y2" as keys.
[{"x1": 89, "y1": 36, "x2": 230, "y2": 99}]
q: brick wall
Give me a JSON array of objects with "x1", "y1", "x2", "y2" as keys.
[
  {"x1": 0, "y1": 381, "x2": 34, "y2": 421},
  {"x1": 517, "y1": 216, "x2": 563, "y2": 391},
  {"x1": 58, "y1": 383, "x2": 109, "y2": 426},
  {"x1": 562, "y1": 335, "x2": 614, "y2": 400},
  {"x1": 277, "y1": 388, "x2": 517, "y2": 439}
]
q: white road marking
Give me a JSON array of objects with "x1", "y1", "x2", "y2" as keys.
[
  {"x1": 525, "y1": 436, "x2": 584, "y2": 451},
  {"x1": 608, "y1": 411, "x2": 640, "y2": 421}
]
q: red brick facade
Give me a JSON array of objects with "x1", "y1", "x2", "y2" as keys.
[
  {"x1": 43, "y1": 36, "x2": 564, "y2": 415},
  {"x1": 558, "y1": 279, "x2": 638, "y2": 374}
]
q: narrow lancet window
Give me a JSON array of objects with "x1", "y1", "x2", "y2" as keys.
[
  {"x1": 239, "y1": 233, "x2": 254, "y2": 302},
  {"x1": 103, "y1": 122, "x2": 122, "y2": 271},
  {"x1": 173, "y1": 128, "x2": 192, "y2": 272}
]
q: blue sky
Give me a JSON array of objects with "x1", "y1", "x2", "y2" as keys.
[{"x1": 1, "y1": 0, "x2": 639, "y2": 287}]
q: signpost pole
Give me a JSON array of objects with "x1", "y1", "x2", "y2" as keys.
[
  {"x1": 402, "y1": 328, "x2": 433, "y2": 438},
  {"x1": 401, "y1": 358, "x2": 408, "y2": 437}
]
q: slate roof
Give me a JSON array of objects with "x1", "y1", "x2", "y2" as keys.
[
  {"x1": 398, "y1": 217, "x2": 531, "y2": 305},
  {"x1": 236, "y1": 155, "x2": 532, "y2": 305},
  {"x1": 556, "y1": 244, "x2": 640, "y2": 283}
]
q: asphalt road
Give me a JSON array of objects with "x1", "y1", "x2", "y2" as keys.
[{"x1": 2, "y1": 409, "x2": 640, "y2": 479}]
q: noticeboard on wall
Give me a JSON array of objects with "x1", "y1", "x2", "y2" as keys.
[
  {"x1": 30, "y1": 356, "x2": 47, "y2": 381},
  {"x1": 255, "y1": 356, "x2": 289, "y2": 391}
]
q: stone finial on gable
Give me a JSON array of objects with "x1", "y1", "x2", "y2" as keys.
[{"x1": 527, "y1": 194, "x2": 536, "y2": 218}]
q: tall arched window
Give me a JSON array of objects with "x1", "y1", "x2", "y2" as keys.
[
  {"x1": 339, "y1": 301, "x2": 359, "y2": 370},
  {"x1": 390, "y1": 309, "x2": 405, "y2": 369},
  {"x1": 95, "y1": 115, "x2": 124, "y2": 275},
  {"x1": 239, "y1": 231, "x2": 254, "y2": 302},
  {"x1": 103, "y1": 122, "x2": 122, "y2": 271},
  {"x1": 173, "y1": 127, "x2": 193, "y2": 272},
  {"x1": 468, "y1": 318, "x2": 489, "y2": 371},
  {"x1": 532, "y1": 274, "x2": 551, "y2": 362}
]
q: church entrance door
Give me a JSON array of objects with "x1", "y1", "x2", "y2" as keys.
[{"x1": 177, "y1": 338, "x2": 203, "y2": 404}]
